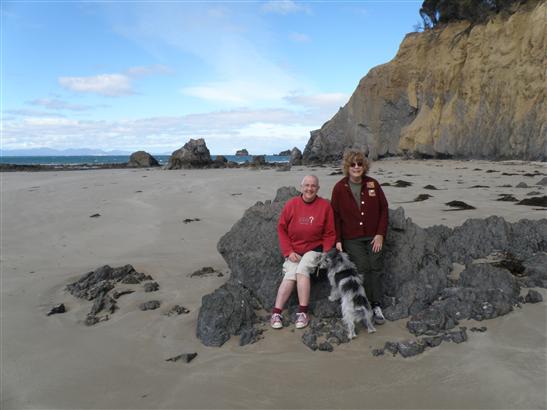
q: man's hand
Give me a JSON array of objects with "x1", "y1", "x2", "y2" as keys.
[
  {"x1": 371, "y1": 235, "x2": 384, "y2": 253},
  {"x1": 335, "y1": 242, "x2": 343, "y2": 252},
  {"x1": 288, "y1": 252, "x2": 302, "y2": 262}
]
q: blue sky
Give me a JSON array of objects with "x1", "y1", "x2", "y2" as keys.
[{"x1": 2, "y1": 0, "x2": 422, "y2": 155}]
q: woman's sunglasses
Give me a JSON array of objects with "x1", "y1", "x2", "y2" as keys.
[{"x1": 350, "y1": 162, "x2": 363, "y2": 168}]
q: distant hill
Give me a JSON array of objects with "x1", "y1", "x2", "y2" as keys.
[{"x1": 0, "y1": 148, "x2": 132, "y2": 156}]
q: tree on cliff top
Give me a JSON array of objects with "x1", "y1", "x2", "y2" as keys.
[{"x1": 419, "y1": 0, "x2": 528, "y2": 29}]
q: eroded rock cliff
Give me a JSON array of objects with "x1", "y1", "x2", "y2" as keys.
[{"x1": 304, "y1": 0, "x2": 546, "y2": 162}]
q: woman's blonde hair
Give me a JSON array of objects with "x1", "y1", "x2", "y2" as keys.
[{"x1": 342, "y1": 150, "x2": 369, "y2": 177}]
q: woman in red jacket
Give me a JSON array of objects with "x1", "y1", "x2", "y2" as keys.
[{"x1": 330, "y1": 150, "x2": 388, "y2": 325}]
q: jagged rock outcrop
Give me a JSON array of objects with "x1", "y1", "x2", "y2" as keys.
[
  {"x1": 127, "y1": 151, "x2": 159, "y2": 167},
  {"x1": 166, "y1": 138, "x2": 212, "y2": 169},
  {"x1": 278, "y1": 149, "x2": 291, "y2": 156},
  {"x1": 303, "y1": 0, "x2": 546, "y2": 162},
  {"x1": 197, "y1": 186, "x2": 546, "y2": 347},
  {"x1": 66, "y1": 264, "x2": 153, "y2": 325}
]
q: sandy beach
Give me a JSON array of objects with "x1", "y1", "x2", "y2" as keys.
[{"x1": 1, "y1": 159, "x2": 546, "y2": 409}]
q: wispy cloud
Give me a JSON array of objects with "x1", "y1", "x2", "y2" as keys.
[
  {"x1": 113, "y1": 4, "x2": 311, "y2": 107},
  {"x1": 261, "y1": 1, "x2": 309, "y2": 15},
  {"x1": 59, "y1": 74, "x2": 133, "y2": 97},
  {"x1": 182, "y1": 79, "x2": 292, "y2": 105},
  {"x1": 4, "y1": 108, "x2": 67, "y2": 118},
  {"x1": 125, "y1": 64, "x2": 174, "y2": 77},
  {"x1": 27, "y1": 98, "x2": 93, "y2": 111},
  {"x1": 288, "y1": 31, "x2": 310, "y2": 43},
  {"x1": 285, "y1": 92, "x2": 349, "y2": 109}
]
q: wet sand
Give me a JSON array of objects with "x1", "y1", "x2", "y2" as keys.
[{"x1": 1, "y1": 159, "x2": 546, "y2": 409}]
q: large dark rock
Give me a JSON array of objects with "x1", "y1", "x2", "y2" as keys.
[
  {"x1": 127, "y1": 151, "x2": 159, "y2": 167},
  {"x1": 407, "y1": 264, "x2": 520, "y2": 336},
  {"x1": 166, "y1": 138, "x2": 212, "y2": 169},
  {"x1": 289, "y1": 147, "x2": 303, "y2": 166},
  {"x1": 198, "y1": 186, "x2": 547, "y2": 347}
]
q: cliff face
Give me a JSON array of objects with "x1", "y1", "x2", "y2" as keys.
[{"x1": 304, "y1": 1, "x2": 546, "y2": 162}]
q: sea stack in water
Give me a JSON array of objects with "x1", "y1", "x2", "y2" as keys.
[
  {"x1": 167, "y1": 138, "x2": 212, "y2": 169},
  {"x1": 235, "y1": 149, "x2": 249, "y2": 156},
  {"x1": 127, "y1": 151, "x2": 160, "y2": 167}
]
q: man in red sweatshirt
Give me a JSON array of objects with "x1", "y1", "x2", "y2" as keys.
[{"x1": 271, "y1": 175, "x2": 336, "y2": 330}]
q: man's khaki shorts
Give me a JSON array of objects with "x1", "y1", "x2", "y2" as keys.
[{"x1": 282, "y1": 250, "x2": 321, "y2": 281}]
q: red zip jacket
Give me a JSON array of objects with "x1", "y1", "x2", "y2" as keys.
[
  {"x1": 331, "y1": 176, "x2": 388, "y2": 242},
  {"x1": 278, "y1": 195, "x2": 336, "y2": 257}
]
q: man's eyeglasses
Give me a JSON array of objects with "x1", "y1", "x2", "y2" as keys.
[{"x1": 350, "y1": 162, "x2": 363, "y2": 168}]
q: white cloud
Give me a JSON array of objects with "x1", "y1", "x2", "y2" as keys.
[
  {"x1": 285, "y1": 92, "x2": 349, "y2": 109},
  {"x1": 58, "y1": 74, "x2": 133, "y2": 96},
  {"x1": 23, "y1": 117, "x2": 79, "y2": 126},
  {"x1": 27, "y1": 98, "x2": 92, "y2": 111},
  {"x1": 4, "y1": 108, "x2": 67, "y2": 117},
  {"x1": 3, "y1": 106, "x2": 326, "y2": 153},
  {"x1": 288, "y1": 32, "x2": 310, "y2": 43},
  {"x1": 261, "y1": 1, "x2": 309, "y2": 15},
  {"x1": 182, "y1": 80, "x2": 291, "y2": 105}
]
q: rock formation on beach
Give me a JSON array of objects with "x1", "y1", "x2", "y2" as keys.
[
  {"x1": 66, "y1": 264, "x2": 154, "y2": 325},
  {"x1": 235, "y1": 149, "x2": 249, "y2": 156},
  {"x1": 166, "y1": 138, "x2": 212, "y2": 169},
  {"x1": 303, "y1": 0, "x2": 546, "y2": 162},
  {"x1": 197, "y1": 186, "x2": 547, "y2": 350},
  {"x1": 289, "y1": 147, "x2": 303, "y2": 165},
  {"x1": 127, "y1": 151, "x2": 160, "y2": 167}
]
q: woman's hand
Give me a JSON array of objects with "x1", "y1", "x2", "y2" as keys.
[
  {"x1": 336, "y1": 242, "x2": 343, "y2": 252},
  {"x1": 288, "y1": 252, "x2": 302, "y2": 262},
  {"x1": 371, "y1": 235, "x2": 384, "y2": 253}
]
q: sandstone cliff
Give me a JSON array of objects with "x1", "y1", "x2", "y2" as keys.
[{"x1": 304, "y1": 0, "x2": 546, "y2": 162}]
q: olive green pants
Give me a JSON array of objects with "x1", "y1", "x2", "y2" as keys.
[{"x1": 343, "y1": 236, "x2": 384, "y2": 307}]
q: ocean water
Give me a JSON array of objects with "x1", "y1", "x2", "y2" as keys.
[{"x1": 0, "y1": 155, "x2": 290, "y2": 166}]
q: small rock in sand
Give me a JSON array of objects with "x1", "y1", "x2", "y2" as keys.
[
  {"x1": 445, "y1": 201, "x2": 476, "y2": 210},
  {"x1": 143, "y1": 282, "x2": 160, "y2": 292},
  {"x1": 516, "y1": 196, "x2": 547, "y2": 207},
  {"x1": 166, "y1": 305, "x2": 190, "y2": 316},
  {"x1": 47, "y1": 303, "x2": 66, "y2": 316},
  {"x1": 166, "y1": 353, "x2": 198, "y2": 363},
  {"x1": 139, "y1": 300, "x2": 161, "y2": 311}
]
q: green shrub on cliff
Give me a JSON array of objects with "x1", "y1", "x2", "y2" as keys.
[{"x1": 419, "y1": 0, "x2": 527, "y2": 28}]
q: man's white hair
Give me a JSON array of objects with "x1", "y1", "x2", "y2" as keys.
[{"x1": 301, "y1": 175, "x2": 319, "y2": 187}]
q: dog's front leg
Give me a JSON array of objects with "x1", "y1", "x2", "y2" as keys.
[{"x1": 328, "y1": 287, "x2": 341, "y2": 302}]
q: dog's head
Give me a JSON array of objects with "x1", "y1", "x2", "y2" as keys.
[
  {"x1": 317, "y1": 247, "x2": 340, "y2": 275},
  {"x1": 317, "y1": 248, "x2": 356, "y2": 276}
]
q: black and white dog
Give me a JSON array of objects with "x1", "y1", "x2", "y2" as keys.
[{"x1": 318, "y1": 248, "x2": 376, "y2": 338}]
